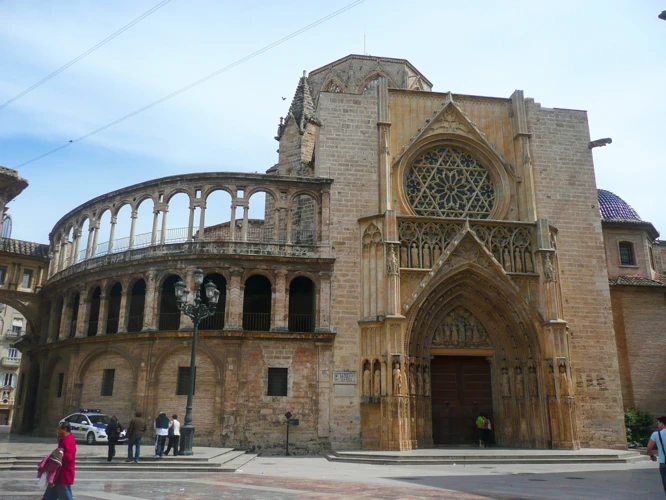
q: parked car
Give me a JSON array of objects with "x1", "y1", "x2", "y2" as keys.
[{"x1": 60, "y1": 409, "x2": 127, "y2": 445}]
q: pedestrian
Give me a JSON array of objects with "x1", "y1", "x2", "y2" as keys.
[
  {"x1": 125, "y1": 410, "x2": 147, "y2": 463},
  {"x1": 483, "y1": 414, "x2": 493, "y2": 448},
  {"x1": 105, "y1": 415, "x2": 122, "y2": 462},
  {"x1": 165, "y1": 414, "x2": 181, "y2": 456},
  {"x1": 41, "y1": 421, "x2": 76, "y2": 500},
  {"x1": 476, "y1": 412, "x2": 487, "y2": 448},
  {"x1": 154, "y1": 411, "x2": 169, "y2": 458},
  {"x1": 646, "y1": 415, "x2": 666, "y2": 495}
]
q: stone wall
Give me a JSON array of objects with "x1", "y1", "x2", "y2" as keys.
[
  {"x1": 526, "y1": 100, "x2": 626, "y2": 448},
  {"x1": 315, "y1": 92, "x2": 379, "y2": 449}
]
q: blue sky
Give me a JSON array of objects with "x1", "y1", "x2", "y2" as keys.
[{"x1": 1, "y1": 0, "x2": 665, "y2": 244}]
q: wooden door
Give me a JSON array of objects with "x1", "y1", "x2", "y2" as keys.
[{"x1": 431, "y1": 356, "x2": 493, "y2": 445}]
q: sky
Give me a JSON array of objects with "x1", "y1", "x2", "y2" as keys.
[{"x1": 1, "y1": 0, "x2": 665, "y2": 244}]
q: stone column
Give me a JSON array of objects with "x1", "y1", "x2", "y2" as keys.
[
  {"x1": 285, "y1": 207, "x2": 292, "y2": 244},
  {"x1": 107, "y1": 215, "x2": 117, "y2": 255},
  {"x1": 86, "y1": 225, "x2": 95, "y2": 258},
  {"x1": 117, "y1": 280, "x2": 130, "y2": 333},
  {"x1": 97, "y1": 293, "x2": 109, "y2": 335},
  {"x1": 273, "y1": 207, "x2": 280, "y2": 241},
  {"x1": 224, "y1": 268, "x2": 243, "y2": 330},
  {"x1": 142, "y1": 271, "x2": 158, "y2": 332},
  {"x1": 128, "y1": 210, "x2": 137, "y2": 249},
  {"x1": 71, "y1": 229, "x2": 82, "y2": 266},
  {"x1": 47, "y1": 297, "x2": 61, "y2": 342},
  {"x1": 151, "y1": 210, "x2": 159, "y2": 245},
  {"x1": 272, "y1": 269, "x2": 288, "y2": 331},
  {"x1": 229, "y1": 202, "x2": 237, "y2": 241},
  {"x1": 198, "y1": 203, "x2": 206, "y2": 241},
  {"x1": 187, "y1": 205, "x2": 195, "y2": 241},
  {"x1": 316, "y1": 272, "x2": 331, "y2": 332},
  {"x1": 241, "y1": 204, "x2": 249, "y2": 242},
  {"x1": 58, "y1": 296, "x2": 72, "y2": 340},
  {"x1": 90, "y1": 222, "x2": 100, "y2": 257},
  {"x1": 160, "y1": 208, "x2": 168, "y2": 244},
  {"x1": 75, "y1": 293, "x2": 88, "y2": 338}
]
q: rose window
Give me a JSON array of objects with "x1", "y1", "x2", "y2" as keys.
[{"x1": 405, "y1": 147, "x2": 495, "y2": 218}]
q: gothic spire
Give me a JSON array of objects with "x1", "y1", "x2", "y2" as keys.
[{"x1": 276, "y1": 71, "x2": 321, "y2": 140}]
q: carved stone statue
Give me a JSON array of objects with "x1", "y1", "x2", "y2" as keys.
[
  {"x1": 443, "y1": 323, "x2": 451, "y2": 345},
  {"x1": 528, "y1": 364, "x2": 538, "y2": 397},
  {"x1": 558, "y1": 362, "x2": 571, "y2": 397},
  {"x1": 451, "y1": 322, "x2": 458, "y2": 346},
  {"x1": 410, "y1": 243, "x2": 419, "y2": 268},
  {"x1": 423, "y1": 243, "x2": 431, "y2": 268},
  {"x1": 472, "y1": 324, "x2": 480, "y2": 346},
  {"x1": 393, "y1": 363, "x2": 403, "y2": 395},
  {"x1": 432, "y1": 327, "x2": 442, "y2": 346},
  {"x1": 373, "y1": 369, "x2": 381, "y2": 397},
  {"x1": 409, "y1": 368, "x2": 416, "y2": 395},
  {"x1": 501, "y1": 367, "x2": 511, "y2": 397},
  {"x1": 515, "y1": 366, "x2": 524, "y2": 397},
  {"x1": 544, "y1": 253, "x2": 556, "y2": 282},
  {"x1": 424, "y1": 368, "x2": 431, "y2": 397},
  {"x1": 386, "y1": 244, "x2": 399, "y2": 276},
  {"x1": 456, "y1": 317, "x2": 466, "y2": 345},
  {"x1": 416, "y1": 370, "x2": 423, "y2": 396},
  {"x1": 363, "y1": 368, "x2": 371, "y2": 397}
]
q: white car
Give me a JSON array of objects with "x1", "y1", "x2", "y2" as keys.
[{"x1": 60, "y1": 410, "x2": 127, "y2": 445}]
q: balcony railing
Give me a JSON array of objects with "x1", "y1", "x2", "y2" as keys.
[
  {"x1": 158, "y1": 312, "x2": 181, "y2": 331},
  {"x1": 199, "y1": 311, "x2": 225, "y2": 331},
  {"x1": 5, "y1": 329, "x2": 20, "y2": 339},
  {"x1": 1, "y1": 357, "x2": 20, "y2": 367},
  {"x1": 127, "y1": 315, "x2": 144, "y2": 333},
  {"x1": 242, "y1": 312, "x2": 270, "y2": 332},
  {"x1": 288, "y1": 314, "x2": 315, "y2": 332}
]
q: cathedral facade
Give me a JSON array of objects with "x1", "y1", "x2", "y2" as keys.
[{"x1": 8, "y1": 55, "x2": 665, "y2": 452}]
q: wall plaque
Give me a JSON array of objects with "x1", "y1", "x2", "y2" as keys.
[{"x1": 333, "y1": 370, "x2": 357, "y2": 385}]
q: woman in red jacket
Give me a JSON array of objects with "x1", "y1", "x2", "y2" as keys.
[{"x1": 42, "y1": 421, "x2": 76, "y2": 500}]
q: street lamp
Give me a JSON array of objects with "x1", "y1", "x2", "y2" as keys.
[{"x1": 174, "y1": 268, "x2": 220, "y2": 455}]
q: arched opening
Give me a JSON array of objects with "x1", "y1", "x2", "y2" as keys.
[
  {"x1": 87, "y1": 287, "x2": 101, "y2": 336},
  {"x1": 288, "y1": 276, "x2": 315, "y2": 332},
  {"x1": 95, "y1": 210, "x2": 112, "y2": 257},
  {"x1": 159, "y1": 275, "x2": 182, "y2": 330},
  {"x1": 199, "y1": 273, "x2": 226, "y2": 331},
  {"x1": 78, "y1": 218, "x2": 90, "y2": 263},
  {"x1": 127, "y1": 279, "x2": 146, "y2": 332},
  {"x1": 165, "y1": 192, "x2": 190, "y2": 244},
  {"x1": 243, "y1": 275, "x2": 271, "y2": 331},
  {"x1": 112, "y1": 204, "x2": 132, "y2": 253},
  {"x1": 202, "y1": 189, "x2": 232, "y2": 241},
  {"x1": 68, "y1": 293, "x2": 80, "y2": 338},
  {"x1": 106, "y1": 283, "x2": 122, "y2": 334},
  {"x1": 134, "y1": 197, "x2": 155, "y2": 248},
  {"x1": 246, "y1": 191, "x2": 268, "y2": 242}
]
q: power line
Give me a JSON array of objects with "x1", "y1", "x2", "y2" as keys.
[
  {"x1": 14, "y1": 0, "x2": 368, "y2": 169},
  {"x1": 0, "y1": 0, "x2": 173, "y2": 111}
]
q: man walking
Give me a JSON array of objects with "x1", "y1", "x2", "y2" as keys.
[
  {"x1": 647, "y1": 415, "x2": 666, "y2": 495},
  {"x1": 165, "y1": 414, "x2": 181, "y2": 456},
  {"x1": 154, "y1": 411, "x2": 169, "y2": 458},
  {"x1": 105, "y1": 415, "x2": 122, "y2": 462},
  {"x1": 125, "y1": 410, "x2": 147, "y2": 463},
  {"x1": 42, "y1": 421, "x2": 76, "y2": 500}
]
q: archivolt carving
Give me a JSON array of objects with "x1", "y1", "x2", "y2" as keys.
[
  {"x1": 431, "y1": 306, "x2": 491, "y2": 348},
  {"x1": 362, "y1": 223, "x2": 382, "y2": 247}
]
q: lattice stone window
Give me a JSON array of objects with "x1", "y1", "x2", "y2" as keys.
[
  {"x1": 324, "y1": 80, "x2": 342, "y2": 93},
  {"x1": 405, "y1": 147, "x2": 495, "y2": 219}
]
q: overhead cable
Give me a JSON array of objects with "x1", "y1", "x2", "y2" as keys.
[
  {"x1": 0, "y1": 0, "x2": 173, "y2": 111},
  {"x1": 14, "y1": 0, "x2": 368, "y2": 169}
]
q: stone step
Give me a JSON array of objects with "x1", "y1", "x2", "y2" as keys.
[
  {"x1": 218, "y1": 452, "x2": 257, "y2": 471},
  {"x1": 326, "y1": 451, "x2": 648, "y2": 465}
]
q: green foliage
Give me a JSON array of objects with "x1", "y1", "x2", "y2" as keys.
[{"x1": 625, "y1": 407, "x2": 654, "y2": 447}]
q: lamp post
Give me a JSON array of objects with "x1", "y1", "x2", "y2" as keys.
[{"x1": 174, "y1": 268, "x2": 220, "y2": 455}]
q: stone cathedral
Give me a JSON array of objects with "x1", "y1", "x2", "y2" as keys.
[{"x1": 8, "y1": 55, "x2": 666, "y2": 453}]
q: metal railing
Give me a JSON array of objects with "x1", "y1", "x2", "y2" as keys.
[
  {"x1": 5, "y1": 329, "x2": 19, "y2": 339},
  {"x1": 288, "y1": 314, "x2": 315, "y2": 332},
  {"x1": 199, "y1": 311, "x2": 225, "y2": 331},
  {"x1": 242, "y1": 312, "x2": 271, "y2": 332},
  {"x1": 73, "y1": 226, "x2": 320, "y2": 265},
  {"x1": 127, "y1": 315, "x2": 144, "y2": 333},
  {"x1": 158, "y1": 312, "x2": 181, "y2": 331}
]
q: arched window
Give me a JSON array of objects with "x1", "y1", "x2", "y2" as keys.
[
  {"x1": 127, "y1": 279, "x2": 146, "y2": 332},
  {"x1": 619, "y1": 241, "x2": 635, "y2": 266},
  {"x1": 52, "y1": 297, "x2": 63, "y2": 342},
  {"x1": 106, "y1": 283, "x2": 122, "y2": 334},
  {"x1": 288, "y1": 277, "x2": 315, "y2": 332},
  {"x1": 405, "y1": 146, "x2": 495, "y2": 219},
  {"x1": 88, "y1": 287, "x2": 101, "y2": 336},
  {"x1": 199, "y1": 273, "x2": 227, "y2": 331},
  {"x1": 243, "y1": 275, "x2": 271, "y2": 331},
  {"x1": 159, "y1": 275, "x2": 182, "y2": 330}
]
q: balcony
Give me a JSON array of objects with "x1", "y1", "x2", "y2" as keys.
[
  {"x1": 1, "y1": 357, "x2": 20, "y2": 368},
  {"x1": 5, "y1": 329, "x2": 20, "y2": 339}
]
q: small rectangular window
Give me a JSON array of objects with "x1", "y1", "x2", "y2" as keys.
[
  {"x1": 3, "y1": 373, "x2": 14, "y2": 386},
  {"x1": 619, "y1": 242, "x2": 635, "y2": 265},
  {"x1": 101, "y1": 369, "x2": 115, "y2": 396},
  {"x1": 7, "y1": 347, "x2": 17, "y2": 358},
  {"x1": 21, "y1": 269, "x2": 33, "y2": 289},
  {"x1": 56, "y1": 373, "x2": 64, "y2": 398},
  {"x1": 0, "y1": 266, "x2": 6, "y2": 287},
  {"x1": 267, "y1": 367, "x2": 288, "y2": 396},
  {"x1": 176, "y1": 366, "x2": 196, "y2": 396}
]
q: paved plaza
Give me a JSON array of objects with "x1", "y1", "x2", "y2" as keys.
[{"x1": 0, "y1": 428, "x2": 663, "y2": 499}]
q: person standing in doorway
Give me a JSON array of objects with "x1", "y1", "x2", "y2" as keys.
[
  {"x1": 476, "y1": 412, "x2": 487, "y2": 448},
  {"x1": 125, "y1": 410, "x2": 146, "y2": 463},
  {"x1": 165, "y1": 414, "x2": 181, "y2": 456},
  {"x1": 154, "y1": 411, "x2": 169, "y2": 458},
  {"x1": 42, "y1": 421, "x2": 76, "y2": 500},
  {"x1": 105, "y1": 415, "x2": 122, "y2": 462},
  {"x1": 646, "y1": 415, "x2": 666, "y2": 495},
  {"x1": 483, "y1": 414, "x2": 493, "y2": 448}
]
